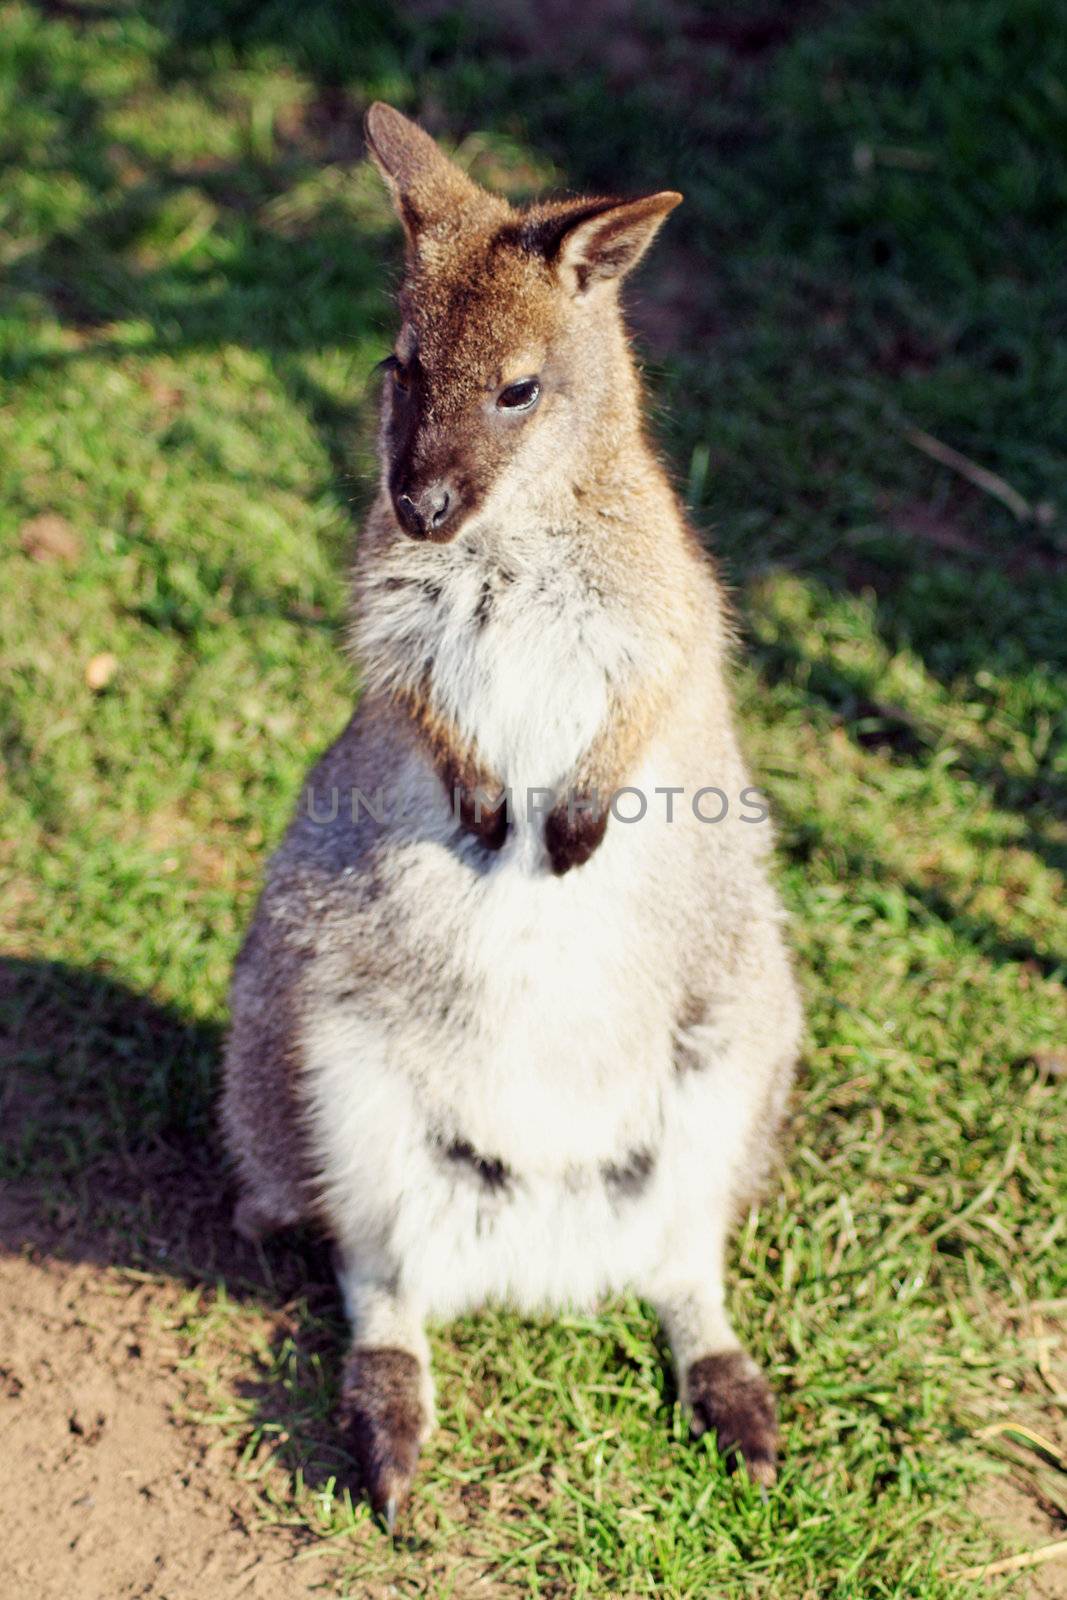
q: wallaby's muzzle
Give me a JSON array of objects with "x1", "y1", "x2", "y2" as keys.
[{"x1": 392, "y1": 478, "x2": 458, "y2": 541}]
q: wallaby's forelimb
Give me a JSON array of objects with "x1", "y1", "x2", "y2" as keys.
[
  {"x1": 545, "y1": 675, "x2": 675, "y2": 874},
  {"x1": 394, "y1": 683, "x2": 508, "y2": 850}
]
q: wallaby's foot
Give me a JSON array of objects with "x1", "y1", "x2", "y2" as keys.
[
  {"x1": 340, "y1": 1347, "x2": 427, "y2": 1529},
  {"x1": 686, "y1": 1350, "x2": 778, "y2": 1486}
]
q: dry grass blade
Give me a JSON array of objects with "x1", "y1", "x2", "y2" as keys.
[
  {"x1": 976, "y1": 1422, "x2": 1067, "y2": 1470},
  {"x1": 905, "y1": 427, "x2": 1036, "y2": 521},
  {"x1": 952, "y1": 1537, "x2": 1067, "y2": 1581}
]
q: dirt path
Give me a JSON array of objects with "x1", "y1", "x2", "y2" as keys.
[{"x1": 1, "y1": 1201, "x2": 337, "y2": 1600}]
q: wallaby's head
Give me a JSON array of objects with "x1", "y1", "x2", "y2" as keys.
[{"x1": 365, "y1": 103, "x2": 681, "y2": 543}]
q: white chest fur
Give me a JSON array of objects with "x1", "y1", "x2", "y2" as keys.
[{"x1": 358, "y1": 527, "x2": 639, "y2": 798}]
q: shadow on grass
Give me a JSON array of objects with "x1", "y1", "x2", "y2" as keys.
[{"x1": 0, "y1": 953, "x2": 356, "y2": 1498}]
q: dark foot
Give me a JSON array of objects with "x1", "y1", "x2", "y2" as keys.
[
  {"x1": 686, "y1": 1350, "x2": 778, "y2": 1486},
  {"x1": 544, "y1": 799, "x2": 607, "y2": 875},
  {"x1": 339, "y1": 1347, "x2": 425, "y2": 1528}
]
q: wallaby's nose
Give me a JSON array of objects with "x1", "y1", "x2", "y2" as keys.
[{"x1": 393, "y1": 482, "x2": 455, "y2": 540}]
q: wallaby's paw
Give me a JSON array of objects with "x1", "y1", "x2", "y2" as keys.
[
  {"x1": 686, "y1": 1350, "x2": 778, "y2": 1487},
  {"x1": 439, "y1": 757, "x2": 509, "y2": 853},
  {"x1": 544, "y1": 801, "x2": 607, "y2": 875},
  {"x1": 456, "y1": 789, "x2": 509, "y2": 852},
  {"x1": 340, "y1": 1347, "x2": 426, "y2": 1528}
]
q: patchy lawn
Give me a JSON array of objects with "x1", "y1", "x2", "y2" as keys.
[{"x1": 1, "y1": 1, "x2": 1065, "y2": 1595}]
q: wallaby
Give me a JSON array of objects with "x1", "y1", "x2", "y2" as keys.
[{"x1": 222, "y1": 103, "x2": 802, "y2": 1527}]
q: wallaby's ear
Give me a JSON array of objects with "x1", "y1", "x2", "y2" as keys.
[
  {"x1": 530, "y1": 191, "x2": 683, "y2": 294},
  {"x1": 364, "y1": 102, "x2": 483, "y2": 238}
]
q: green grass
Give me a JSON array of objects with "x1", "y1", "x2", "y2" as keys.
[{"x1": 2, "y1": 1, "x2": 1066, "y2": 1595}]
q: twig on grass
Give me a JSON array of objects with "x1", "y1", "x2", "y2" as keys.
[{"x1": 905, "y1": 427, "x2": 1049, "y2": 524}]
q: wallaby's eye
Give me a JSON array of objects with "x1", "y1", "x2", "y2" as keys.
[{"x1": 497, "y1": 377, "x2": 541, "y2": 412}]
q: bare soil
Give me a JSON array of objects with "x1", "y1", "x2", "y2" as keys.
[
  {"x1": 970, "y1": 1476, "x2": 1066, "y2": 1600},
  {"x1": 0, "y1": 1189, "x2": 339, "y2": 1600}
]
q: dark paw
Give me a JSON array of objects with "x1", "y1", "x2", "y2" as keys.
[
  {"x1": 442, "y1": 767, "x2": 508, "y2": 851},
  {"x1": 339, "y1": 1347, "x2": 425, "y2": 1528},
  {"x1": 457, "y1": 787, "x2": 508, "y2": 851},
  {"x1": 544, "y1": 799, "x2": 607, "y2": 875},
  {"x1": 686, "y1": 1350, "x2": 778, "y2": 1486}
]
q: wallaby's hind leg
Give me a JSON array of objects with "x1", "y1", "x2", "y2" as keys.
[
  {"x1": 650, "y1": 1283, "x2": 778, "y2": 1487},
  {"x1": 335, "y1": 1257, "x2": 434, "y2": 1526},
  {"x1": 222, "y1": 928, "x2": 317, "y2": 1244},
  {"x1": 225, "y1": 1114, "x2": 314, "y2": 1242},
  {"x1": 656, "y1": 976, "x2": 797, "y2": 1483}
]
